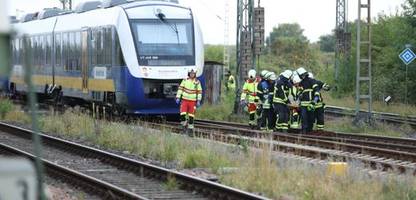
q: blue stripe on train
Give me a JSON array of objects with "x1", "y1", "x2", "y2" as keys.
[{"x1": 122, "y1": 67, "x2": 205, "y2": 115}]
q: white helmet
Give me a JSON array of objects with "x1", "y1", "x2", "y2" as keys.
[
  {"x1": 281, "y1": 70, "x2": 293, "y2": 79},
  {"x1": 268, "y1": 73, "x2": 277, "y2": 81},
  {"x1": 260, "y1": 70, "x2": 269, "y2": 78},
  {"x1": 292, "y1": 74, "x2": 302, "y2": 84},
  {"x1": 308, "y1": 72, "x2": 314, "y2": 79},
  {"x1": 248, "y1": 69, "x2": 256, "y2": 79},
  {"x1": 296, "y1": 67, "x2": 308, "y2": 77}
]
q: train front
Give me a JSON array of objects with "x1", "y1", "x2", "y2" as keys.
[{"x1": 121, "y1": 2, "x2": 204, "y2": 115}]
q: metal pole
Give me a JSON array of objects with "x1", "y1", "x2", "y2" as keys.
[
  {"x1": 23, "y1": 35, "x2": 46, "y2": 200},
  {"x1": 355, "y1": 0, "x2": 361, "y2": 114},
  {"x1": 406, "y1": 64, "x2": 408, "y2": 105},
  {"x1": 368, "y1": 0, "x2": 372, "y2": 117}
]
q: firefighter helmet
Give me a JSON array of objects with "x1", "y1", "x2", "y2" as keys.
[
  {"x1": 281, "y1": 70, "x2": 293, "y2": 79},
  {"x1": 248, "y1": 69, "x2": 256, "y2": 79},
  {"x1": 308, "y1": 72, "x2": 314, "y2": 79},
  {"x1": 292, "y1": 74, "x2": 302, "y2": 84},
  {"x1": 260, "y1": 70, "x2": 269, "y2": 78},
  {"x1": 268, "y1": 73, "x2": 277, "y2": 81},
  {"x1": 296, "y1": 67, "x2": 308, "y2": 77},
  {"x1": 188, "y1": 68, "x2": 197, "y2": 76}
]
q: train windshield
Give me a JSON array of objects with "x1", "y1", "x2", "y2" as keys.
[{"x1": 131, "y1": 19, "x2": 195, "y2": 66}]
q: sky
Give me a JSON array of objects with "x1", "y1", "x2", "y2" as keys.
[{"x1": 6, "y1": 0, "x2": 406, "y2": 44}]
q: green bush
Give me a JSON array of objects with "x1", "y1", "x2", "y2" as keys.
[{"x1": 0, "y1": 98, "x2": 13, "y2": 119}]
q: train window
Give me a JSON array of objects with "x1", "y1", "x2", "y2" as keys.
[
  {"x1": 62, "y1": 32, "x2": 68, "y2": 71},
  {"x1": 97, "y1": 29, "x2": 104, "y2": 65},
  {"x1": 114, "y1": 29, "x2": 125, "y2": 66},
  {"x1": 41, "y1": 35, "x2": 46, "y2": 67},
  {"x1": 11, "y1": 39, "x2": 15, "y2": 65},
  {"x1": 16, "y1": 39, "x2": 20, "y2": 65},
  {"x1": 69, "y1": 32, "x2": 75, "y2": 71},
  {"x1": 130, "y1": 19, "x2": 195, "y2": 66},
  {"x1": 33, "y1": 36, "x2": 38, "y2": 67},
  {"x1": 46, "y1": 35, "x2": 52, "y2": 66},
  {"x1": 55, "y1": 33, "x2": 62, "y2": 67},
  {"x1": 104, "y1": 27, "x2": 112, "y2": 65},
  {"x1": 75, "y1": 31, "x2": 81, "y2": 71},
  {"x1": 90, "y1": 29, "x2": 97, "y2": 66}
]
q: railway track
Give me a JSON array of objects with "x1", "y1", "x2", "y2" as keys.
[
  {"x1": 0, "y1": 122, "x2": 268, "y2": 200},
  {"x1": 325, "y1": 105, "x2": 416, "y2": 127},
  {"x1": 196, "y1": 119, "x2": 416, "y2": 153},
  {"x1": 152, "y1": 119, "x2": 416, "y2": 175}
]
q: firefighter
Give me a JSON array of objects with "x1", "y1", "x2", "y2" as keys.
[
  {"x1": 266, "y1": 72, "x2": 277, "y2": 131},
  {"x1": 296, "y1": 67, "x2": 320, "y2": 134},
  {"x1": 257, "y1": 72, "x2": 276, "y2": 130},
  {"x1": 176, "y1": 68, "x2": 203, "y2": 135},
  {"x1": 240, "y1": 69, "x2": 258, "y2": 129},
  {"x1": 288, "y1": 73, "x2": 302, "y2": 129},
  {"x1": 308, "y1": 72, "x2": 331, "y2": 131},
  {"x1": 257, "y1": 70, "x2": 270, "y2": 130},
  {"x1": 273, "y1": 70, "x2": 293, "y2": 132},
  {"x1": 225, "y1": 70, "x2": 236, "y2": 91}
]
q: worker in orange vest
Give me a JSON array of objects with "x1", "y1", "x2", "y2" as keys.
[
  {"x1": 240, "y1": 69, "x2": 258, "y2": 129},
  {"x1": 176, "y1": 68, "x2": 203, "y2": 135}
]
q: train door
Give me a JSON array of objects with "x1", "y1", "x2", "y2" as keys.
[{"x1": 81, "y1": 29, "x2": 89, "y2": 93}]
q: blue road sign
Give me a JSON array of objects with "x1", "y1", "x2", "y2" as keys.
[{"x1": 399, "y1": 48, "x2": 416, "y2": 65}]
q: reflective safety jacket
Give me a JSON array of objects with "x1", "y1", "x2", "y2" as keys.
[
  {"x1": 273, "y1": 77, "x2": 291, "y2": 105},
  {"x1": 176, "y1": 78, "x2": 203, "y2": 102},
  {"x1": 313, "y1": 79, "x2": 328, "y2": 108},
  {"x1": 299, "y1": 77, "x2": 320, "y2": 107},
  {"x1": 241, "y1": 79, "x2": 258, "y2": 103},
  {"x1": 257, "y1": 79, "x2": 273, "y2": 109},
  {"x1": 288, "y1": 86, "x2": 301, "y2": 105}
]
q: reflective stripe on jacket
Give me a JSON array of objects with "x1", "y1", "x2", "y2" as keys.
[
  {"x1": 273, "y1": 79, "x2": 290, "y2": 105},
  {"x1": 241, "y1": 79, "x2": 258, "y2": 103},
  {"x1": 176, "y1": 78, "x2": 203, "y2": 101},
  {"x1": 299, "y1": 77, "x2": 320, "y2": 107}
]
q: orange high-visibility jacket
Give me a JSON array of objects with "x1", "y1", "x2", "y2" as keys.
[{"x1": 176, "y1": 78, "x2": 203, "y2": 101}]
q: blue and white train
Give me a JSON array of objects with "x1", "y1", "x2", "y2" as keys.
[{"x1": 9, "y1": 0, "x2": 204, "y2": 115}]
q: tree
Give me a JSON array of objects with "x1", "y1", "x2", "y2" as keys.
[
  {"x1": 204, "y1": 45, "x2": 223, "y2": 63},
  {"x1": 266, "y1": 23, "x2": 308, "y2": 49},
  {"x1": 318, "y1": 34, "x2": 335, "y2": 52},
  {"x1": 402, "y1": 0, "x2": 416, "y2": 17},
  {"x1": 264, "y1": 23, "x2": 318, "y2": 72}
]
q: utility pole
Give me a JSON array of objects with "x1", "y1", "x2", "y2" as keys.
[
  {"x1": 355, "y1": 0, "x2": 373, "y2": 123},
  {"x1": 233, "y1": 0, "x2": 254, "y2": 114},
  {"x1": 335, "y1": 0, "x2": 351, "y2": 82},
  {"x1": 223, "y1": 0, "x2": 230, "y2": 73}
]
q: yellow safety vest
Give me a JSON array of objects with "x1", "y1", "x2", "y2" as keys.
[
  {"x1": 176, "y1": 78, "x2": 203, "y2": 101},
  {"x1": 241, "y1": 79, "x2": 258, "y2": 103}
]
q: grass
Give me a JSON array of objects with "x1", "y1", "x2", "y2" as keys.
[
  {"x1": 324, "y1": 93, "x2": 416, "y2": 116},
  {"x1": 326, "y1": 117, "x2": 414, "y2": 138},
  {"x1": 221, "y1": 149, "x2": 416, "y2": 200},
  {"x1": 1, "y1": 99, "x2": 416, "y2": 199},
  {"x1": 39, "y1": 108, "x2": 234, "y2": 171},
  {"x1": 198, "y1": 89, "x2": 246, "y2": 123}
]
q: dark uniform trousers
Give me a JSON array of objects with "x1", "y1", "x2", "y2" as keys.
[
  {"x1": 315, "y1": 105, "x2": 324, "y2": 130},
  {"x1": 274, "y1": 103, "x2": 289, "y2": 131},
  {"x1": 301, "y1": 106, "x2": 314, "y2": 133},
  {"x1": 259, "y1": 108, "x2": 275, "y2": 130}
]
